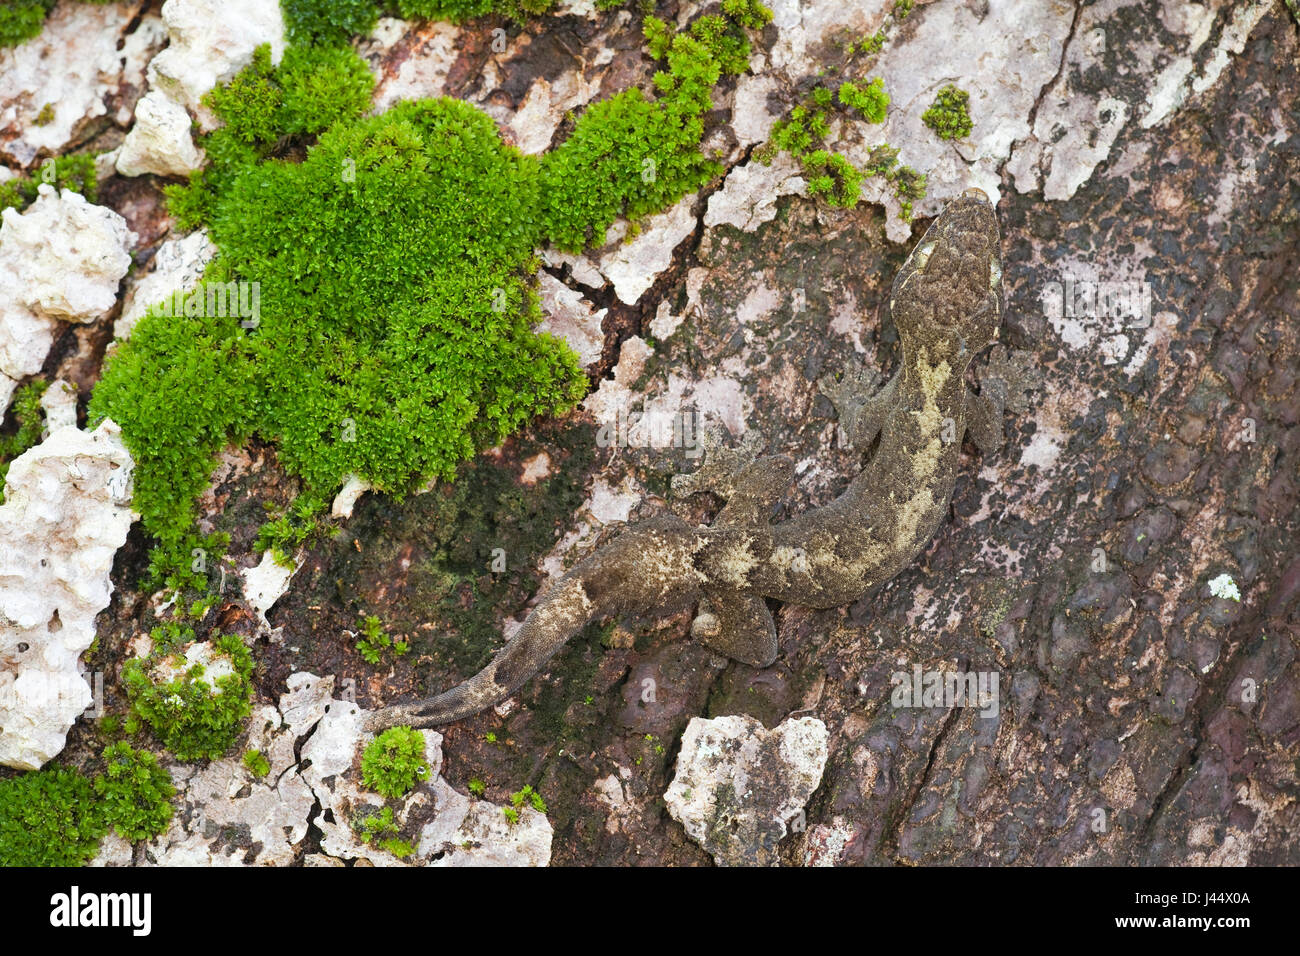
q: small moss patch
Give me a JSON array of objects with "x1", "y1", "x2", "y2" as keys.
[
  {"x1": 0, "y1": 153, "x2": 97, "y2": 213},
  {"x1": 922, "y1": 84, "x2": 973, "y2": 140},
  {"x1": 0, "y1": 378, "x2": 47, "y2": 498}
]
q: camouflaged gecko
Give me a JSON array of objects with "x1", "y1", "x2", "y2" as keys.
[{"x1": 365, "y1": 188, "x2": 1034, "y2": 731}]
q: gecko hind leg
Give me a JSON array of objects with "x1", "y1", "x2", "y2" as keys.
[{"x1": 691, "y1": 589, "x2": 778, "y2": 668}]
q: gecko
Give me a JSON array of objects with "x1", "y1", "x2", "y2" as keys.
[{"x1": 364, "y1": 188, "x2": 1033, "y2": 731}]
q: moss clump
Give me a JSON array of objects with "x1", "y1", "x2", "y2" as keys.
[
  {"x1": 0, "y1": 0, "x2": 52, "y2": 49},
  {"x1": 0, "y1": 767, "x2": 106, "y2": 866},
  {"x1": 242, "y1": 749, "x2": 272, "y2": 777},
  {"x1": 0, "y1": 0, "x2": 120, "y2": 49},
  {"x1": 206, "y1": 42, "x2": 375, "y2": 143},
  {"x1": 922, "y1": 84, "x2": 973, "y2": 140},
  {"x1": 283, "y1": 0, "x2": 563, "y2": 37},
  {"x1": 0, "y1": 153, "x2": 98, "y2": 213},
  {"x1": 256, "y1": 491, "x2": 334, "y2": 569},
  {"x1": 800, "y1": 149, "x2": 863, "y2": 208},
  {"x1": 540, "y1": 5, "x2": 772, "y2": 250},
  {"x1": 282, "y1": 0, "x2": 379, "y2": 46},
  {"x1": 395, "y1": 0, "x2": 558, "y2": 23},
  {"x1": 355, "y1": 805, "x2": 415, "y2": 857},
  {"x1": 759, "y1": 76, "x2": 888, "y2": 210},
  {"x1": 361, "y1": 727, "x2": 430, "y2": 798},
  {"x1": 838, "y1": 78, "x2": 889, "y2": 123},
  {"x1": 862, "y1": 143, "x2": 927, "y2": 221},
  {"x1": 503, "y1": 783, "x2": 546, "y2": 823},
  {"x1": 165, "y1": 43, "x2": 376, "y2": 231},
  {"x1": 122, "y1": 629, "x2": 256, "y2": 761},
  {"x1": 88, "y1": 296, "x2": 254, "y2": 595},
  {"x1": 96, "y1": 6, "x2": 768, "y2": 601},
  {"x1": 94, "y1": 743, "x2": 176, "y2": 842},
  {"x1": 0, "y1": 378, "x2": 48, "y2": 497}
]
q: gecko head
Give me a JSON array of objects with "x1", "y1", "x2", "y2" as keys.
[{"x1": 889, "y1": 188, "x2": 1003, "y2": 362}]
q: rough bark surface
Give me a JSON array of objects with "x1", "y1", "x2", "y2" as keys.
[{"x1": 4, "y1": 0, "x2": 1297, "y2": 866}]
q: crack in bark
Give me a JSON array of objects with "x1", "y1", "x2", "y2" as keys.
[
  {"x1": 883, "y1": 695, "x2": 963, "y2": 863},
  {"x1": 1000, "y1": 0, "x2": 1084, "y2": 185}
]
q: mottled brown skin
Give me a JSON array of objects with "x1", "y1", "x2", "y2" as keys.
[{"x1": 365, "y1": 190, "x2": 1010, "y2": 731}]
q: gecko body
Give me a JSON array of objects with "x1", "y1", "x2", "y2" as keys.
[{"x1": 366, "y1": 189, "x2": 1013, "y2": 730}]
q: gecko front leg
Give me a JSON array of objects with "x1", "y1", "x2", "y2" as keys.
[{"x1": 817, "y1": 360, "x2": 898, "y2": 452}]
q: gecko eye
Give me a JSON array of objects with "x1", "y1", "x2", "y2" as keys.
[
  {"x1": 989, "y1": 259, "x2": 1002, "y2": 291},
  {"x1": 912, "y1": 241, "x2": 936, "y2": 271}
]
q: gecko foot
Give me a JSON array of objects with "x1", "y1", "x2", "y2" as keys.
[
  {"x1": 967, "y1": 345, "x2": 1042, "y2": 454},
  {"x1": 690, "y1": 590, "x2": 778, "y2": 668},
  {"x1": 671, "y1": 427, "x2": 764, "y2": 500}
]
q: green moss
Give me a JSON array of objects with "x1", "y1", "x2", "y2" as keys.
[
  {"x1": 200, "y1": 42, "x2": 376, "y2": 150},
  {"x1": 122, "y1": 630, "x2": 256, "y2": 761},
  {"x1": 893, "y1": 0, "x2": 914, "y2": 17},
  {"x1": 393, "y1": 0, "x2": 560, "y2": 22},
  {"x1": 88, "y1": 299, "x2": 255, "y2": 594},
  {"x1": 0, "y1": 153, "x2": 98, "y2": 213},
  {"x1": 759, "y1": 73, "x2": 888, "y2": 211},
  {"x1": 243, "y1": 749, "x2": 272, "y2": 777},
  {"x1": 467, "y1": 777, "x2": 486, "y2": 796},
  {"x1": 537, "y1": 7, "x2": 770, "y2": 251},
  {"x1": 0, "y1": 378, "x2": 48, "y2": 498},
  {"x1": 801, "y1": 149, "x2": 862, "y2": 208},
  {"x1": 284, "y1": 0, "x2": 565, "y2": 44},
  {"x1": 33, "y1": 102, "x2": 55, "y2": 126},
  {"x1": 98, "y1": 8, "x2": 767, "y2": 604},
  {"x1": 361, "y1": 726, "x2": 430, "y2": 798},
  {"x1": 205, "y1": 45, "x2": 283, "y2": 145},
  {"x1": 165, "y1": 42, "x2": 375, "y2": 234},
  {"x1": 0, "y1": 0, "x2": 52, "y2": 49},
  {"x1": 922, "y1": 84, "x2": 973, "y2": 140},
  {"x1": 94, "y1": 743, "x2": 176, "y2": 842},
  {"x1": 507, "y1": 783, "x2": 546, "y2": 818},
  {"x1": 838, "y1": 77, "x2": 889, "y2": 123},
  {"x1": 282, "y1": 0, "x2": 379, "y2": 46},
  {"x1": 0, "y1": 0, "x2": 120, "y2": 49},
  {"x1": 721, "y1": 0, "x2": 772, "y2": 30},
  {"x1": 256, "y1": 491, "x2": 334, "y2": 568},
  {"x1": 278, "y1": 43, "x2": 377, "y2": 134},
  {"x1": 0, "y1": 766, "x2": 106, "y2": 866},
  {"x1": 355, "y1": 613, "x2": 409, "y2": 664},
  {"x1": 855, "y1": 29, "x2": 886, "y2": 56},
  {"x1": 355, "y1": 805, "x2": 415, "y2": 856},
  {"x1": 858, "y1": 143, "x2": 926, "y2": 222}
]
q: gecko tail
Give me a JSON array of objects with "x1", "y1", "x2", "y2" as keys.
[
  {"x1": 363, "y1": 574, "x2": 598, "y2": 729},
  {"x1": 362, "y1": 516, "x2": 704, "y2": 730}
]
